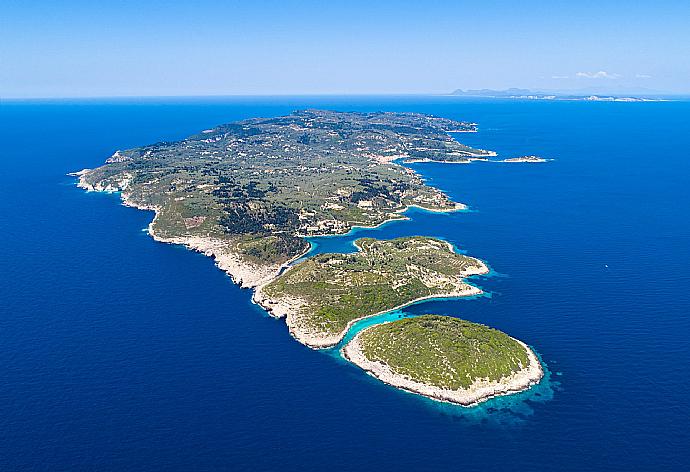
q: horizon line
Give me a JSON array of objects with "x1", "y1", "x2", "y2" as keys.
[{"x1": 3, "y1": 91, "x2": 690, "y2": 101}]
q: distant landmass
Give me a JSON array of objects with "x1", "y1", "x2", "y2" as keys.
[{"x1": 450, "y1": 88, "x2": 669, "y2": 102}]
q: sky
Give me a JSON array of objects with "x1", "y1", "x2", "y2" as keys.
[{"x1": 2, "y1": 0, "x2": 689, "y2": 98}]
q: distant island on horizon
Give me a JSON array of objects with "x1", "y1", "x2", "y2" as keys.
[{"x1": 450, "y1": 87, "x2": 671, "y2": 102}]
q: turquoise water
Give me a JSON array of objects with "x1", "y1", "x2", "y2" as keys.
[
  {"x1": 321, "y1": 306, "x2": 558, "y2": 423},
  {"x1": 309, "y1": 206, "x2": 553, "y2": 414},
  {"x1": 1, "y1": 96, "x2": 689, "y2": 470}
]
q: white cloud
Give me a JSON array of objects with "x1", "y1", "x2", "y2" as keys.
[
  {"x1": 636, "y1": 74, "x2": 652, "y2": 79},
  {"x1": 551, "y1": 75, "x2": 569, "y2": 79},
  {"x1": 576, "y1": 71, "x2": 621, "y2": 79}
]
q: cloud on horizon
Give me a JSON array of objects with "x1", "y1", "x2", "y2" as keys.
[
  {"x1": 551, "y1": 75, "x2": 569, "y2": 79},
  {"x1": 636, "y1": 74, "x2": 652, "y2": 79},
  {"x1": 576, "y1": 71, "x2": 621, "y2": 79}
]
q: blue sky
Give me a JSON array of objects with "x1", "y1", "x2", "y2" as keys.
[{"x1": 2, "y1": 0, "x2": 689, "y2": 97}]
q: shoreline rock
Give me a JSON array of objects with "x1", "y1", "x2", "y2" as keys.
[
  {"x1": 72, "y1": 160, "x2": 541, "y2": 407},
  {"x1": 73, "y1": 167, "x2": 471, "y2": 293},
  {"x1": 75, "y1": 169, "x2": 500, "y2": 362},
  {"x1": 252, "y1": 242, "x2": 489, "y2": 349},
  {"x1": 342, "y1": 326, "x2": 544, "y2": 407},
  {"x1": 74, "y1": 168, "x2": 292, "y2": 289}
]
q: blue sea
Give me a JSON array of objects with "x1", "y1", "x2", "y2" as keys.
[{"x1": 1, "y1": 96, "x2": 689, "y2": 471}]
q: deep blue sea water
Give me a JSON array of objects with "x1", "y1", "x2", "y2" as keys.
[{"x1": 1, "y1": 96, "x2": 689, "y2": 471}]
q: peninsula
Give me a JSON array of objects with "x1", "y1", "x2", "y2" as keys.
[
  {"x1": 255, "y1": 236, "x2": 488, "y2": 348},
  {"x1": 76, "y1": 110, "x2": 543, "y2": 406},
  {"x1": 500, "y1": 155, "x2": 549, "y2": 163}
]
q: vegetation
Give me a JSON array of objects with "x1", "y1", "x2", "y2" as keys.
[
  {"x1": 262, "y1": 237, "x2": 486, "y2": 342},
  {"x1": 79, "y1": 110, "x2": 540, "y2": 397},
  {"x1": 80, "y1": 110, "x2": 486, "y2": 267},
  {"x1": 357, "y1": 315, "x2": 530, "y2": 389}
]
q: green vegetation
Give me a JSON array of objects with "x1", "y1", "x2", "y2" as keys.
[
  {"x1": 80, "y1": 110, "x2": 486, "y2": 267},
  {"x1": 262, "y1": 237, "x2": 486, "y2": 343},
  {"x1": 357, "y1": 315, "x2": 530, "y2": 389},
  {"x1": 79, "y1": 110, "x2": 542, "y2": 400}
]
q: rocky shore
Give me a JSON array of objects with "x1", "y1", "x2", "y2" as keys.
[
  {"x1": 254, "y1": 279, "x2": 485, "y2": 349},
  {"x1": 74, "y1": 164, "x2": 541, "y2": 406},
  {"x1": 342, "y1": 328, "x2": 543, "y2": 407},
  {"x1": 252, "y1": 241, "x2": 489, "y2": 349},
  {"x1": 75, "y1": 168, "x2": 289, "y2": 288}
]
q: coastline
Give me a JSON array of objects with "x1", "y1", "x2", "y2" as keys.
[
  {"x1": 73, "y1": 156, "x2": 519, "y2": 404},
  {"x1": 299, "y1": 202, "x2": 468, "y2": 241},
  {"x1": 252, "y1": 241, "x2": 490, "y2": 350},
  {"x1": 75, "y1": 166, "x2": 468, "y2": 289},
  {"x1": 76, "y1": 166, "x2": 490, "y2": 351},
  {"x1": 256, "y1": 282, "x2": 486, "y2": 350},
  {"x1": 76, "y1": 169, "x2": 308, "y2": 289},
  {"x1": 404, "y1": 155, "x2": 496, "y2": 164},
  {"x1": 342, "y1": 327, "x2": 544, "y2": 407},
  {"x1": 409, "y1": 157, "x2": 552, "y2": 165}
]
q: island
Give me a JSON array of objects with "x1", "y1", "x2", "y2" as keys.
[
  {"x1": 255, "y1": 236, "x2": 488, "y2": 348},
  {"x1": 77, "y1": 110, "x2": 492, "y2": 287},
  {"x1": 451, "y1": 88, "x2": 668, "y2": 102},
  {"x1": 76, "y1": 109, "x2": 544, "y2": 406},
  {"x1": 342, "y1": 315, "x2": 543, "y2": 406}
]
